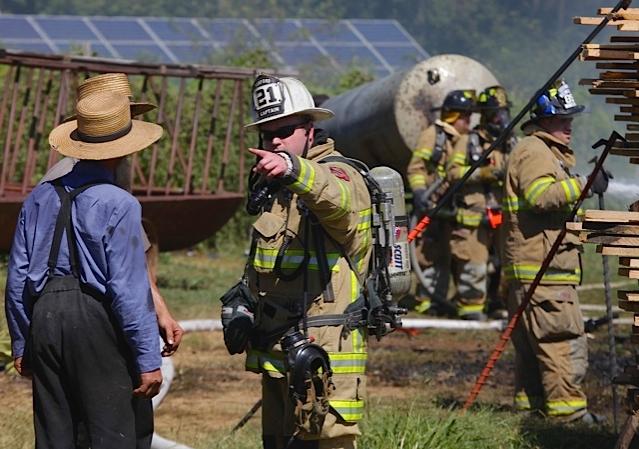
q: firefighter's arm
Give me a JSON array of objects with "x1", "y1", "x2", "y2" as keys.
[
  {"x1": 517, "y1": 148, "x2": 585, "y2": 211},
  {"x1": 407, "y1": 126, "x2": 437, "y2": 190},
  {"x1": 448, "y1": 135, "x2": 502, "y2": 185}
]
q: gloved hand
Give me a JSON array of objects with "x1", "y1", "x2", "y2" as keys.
[
  {"x1": 412, "y1": 188, "x2": 433, "y2": 217},
  {"x1": 589, "y1": 167, "x2": 613, "y2": 195},
  {"x1": 478, "y1": 165, "x2": 504, "y2": 182},
  {"x1": 220, "y1": 280, "x2": 257, "y2": 355}
]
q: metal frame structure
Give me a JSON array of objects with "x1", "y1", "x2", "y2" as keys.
[{"x1": 0, "y1": 49, "x2": 266, "y2": 251}]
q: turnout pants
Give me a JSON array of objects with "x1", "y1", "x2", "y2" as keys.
[
  {"x1": 415, "y1": 219, "x2": 452, "y2": 311},
  {"x1": 506, "y1": 282, "x2": 588, "y2": 419},
  {"x1": 28, "y1": 276, "x2": 153, "y2": 449},
  {"x1": 449, "y1": 224, "x2": 489, "y2": 317}
]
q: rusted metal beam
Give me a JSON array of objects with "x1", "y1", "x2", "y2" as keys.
[
  {"x1": 185, "y1": 77, "x2": 204, "y2": 193},
  {"x1": 217, "y1": 79, "x2": 241, "y2": 193},
  {"x1": 0, "y1": 65, "x2": 22, "y2": 196},
  {"x1": 8, "y1": 67, "x2": 35, "y2": 180},
  {"x1": 200, "y1": 78, "x2": 222, "y2": 194}
]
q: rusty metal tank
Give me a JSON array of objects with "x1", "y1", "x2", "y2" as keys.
[{"x1": 321, "y1": 54, "x2": 500, "y2": 175}]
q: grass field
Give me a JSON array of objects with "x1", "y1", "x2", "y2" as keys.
[{"x1": 0, "y1": 242, "x2": 634, "y2": 449}]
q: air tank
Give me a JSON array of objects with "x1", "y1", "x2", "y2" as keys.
[{"x1": 322, "y1": 54, "x2": 500, "y2": 176}]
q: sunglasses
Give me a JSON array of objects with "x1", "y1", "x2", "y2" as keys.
[{"x1": 260, "y1": 122, "x2": 309, "y2": 141}]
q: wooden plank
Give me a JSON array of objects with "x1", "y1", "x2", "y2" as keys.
[
  {"x1": 620, "y1": 258, "x2": 639, "y2": 268},
  {"x1": 580, "y1": 223, "x2": 639, "y2": 233},
  {"x1": 621, "y1": 106, "x2": 639, "y2": 113},
  {"x1": 596, "y1": 61, "x2": 639, "y2": 69},
  {"x1": 618, "y1": 290, "x2": 639, "y2": 301},
  {"x1": 631, "y1": 157, "x2": 639, "y2": 164},
  {"x1": 608, "y1": 98, "x2": 639, "y2": 105},
  {"x1": 620, "y1": 268, "x2": 639, "y2": 278},
  {"x1": 574, "y1": 17, "x2": 627, "y2": 25},
  {"x1": 597, "y1": 245, "x2": 639, "y2": 256},
  {"x1": 628, "y1": 124, "x2": 639, "y2": 130},
  {"x1": 583, "y1": 79, "x2": 639, "y2": 88},
  {"x1": 589, "y1": 87, "x2": 637, "y2": 96},
  {"x1": 586, "y1": 235, "x2": 639, "y2": 246},
  {"x1": 584, "y1": 210, "x2": 639, "y2": 222},
  {"x1": 566, "y1": 222, "x2": 582, "y2": 232},
  {"x1": 581, "y1": 48, "x2": 639, "y2": 60},
  {"x1": 599, "y1": 7, "x2": 639, "y2": 15},
  {"x1": 615, "y1": 114, "x2": 639, "y2": 122},
  {"x1": 626, "y1": 133, "x2": 639, "y2": 140},
  {"x1": 585, "y1": 43, "x2": 639, "y2": 51},
  {"x1": 610, "y1": 147, "x2": 639, "y2": 156},
  {"x1": 619, "y1": 23, "x2": 639, "y2": 31},
  {"x1": 601, "y1": 71, "x2": 639, "y2": 80},
  {"x1": 619, "y1": 300, "x2": 639, "y2": 312},
  {"x1": 611, "y1": 35, "x2": 639, "y2": 43}
]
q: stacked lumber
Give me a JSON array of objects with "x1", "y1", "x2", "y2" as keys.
[
  {"x1": 577, "y1": 8, "x2": 639, "y2": 163},
  {"x1": 567, "y1": 210, "x2": 639, "y2": 402}
]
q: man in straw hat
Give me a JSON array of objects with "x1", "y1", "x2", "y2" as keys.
[
  {"x1": 226, "y1": 74, "x2": 372, "y2": 448},
  {"x1": 5, "y1": 90, "x2": 164, "y2": 448},
  {"x1": 39, "y1": 72, "x2": 183, "y2": 358}
]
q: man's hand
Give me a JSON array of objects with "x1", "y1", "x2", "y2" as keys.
[
  {"x1": 590, "y1": 168, "x2": 612, "y2": 195},
  {"x1": 412, "y1": 188, "x2": 432, "y2": 217},
  {"x1": 14, "y1": 357, "x2": 32, "y2": 378},
  {"x1": 158, "y1": 312, "x2": 184, "y2": 357},
  {"x1": 133, "y1": 369, "x2": 162, "y2": 398},
  {"x1": 249, "y1": 148, "x2": 288, "y2": 179}
]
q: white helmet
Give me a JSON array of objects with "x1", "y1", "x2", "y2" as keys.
[{"x1": 245, "y1": 74, "x2": 334, "y2": 131}]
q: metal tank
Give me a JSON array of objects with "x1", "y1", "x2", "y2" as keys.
[{"x1": 322, "y1": 54, "x2": 500, "y2": 175}]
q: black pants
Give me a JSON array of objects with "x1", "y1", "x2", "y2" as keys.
[{"x1": 28, "y1": 276, "x2": 153, "y2": 449}]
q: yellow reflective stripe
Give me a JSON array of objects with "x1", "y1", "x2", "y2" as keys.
[
  {"x1": 546, "y1": 399, "x2": 587, "y2": 416},
  {"x1": 350, "y1": 270, "x2": 366, "y2": 353},
  {"x1": 524, "y1": 176, "x2": 555, "y2": 205},
  {"x1": 503, "y1": 196, "x2": 525, "y2": 212},
  {"x1": 253, "y1": 248, "x2": 341, "y2": 271},
  {"x1": 408, "y1": 174, "x2": 427, "y2": 189},
  {"x1": 436, "y1": 164, "x2": 446, "y2": 177},
  {"x1": 514, "y1": 392, "x2": 531, "y2": 411},
  {"x1": 456, "y1": 209, "x2": 483, "y2": 227},
  {"x1": 414, "y1": 148, "x2": 433, "y2": 160},
  {"x1": 460, "y1": 165, "x2": 472, "y2": 177},
  {"x1": 289, "y1": 158, "x2": 315, "y2": 195},
  {"x1": 329, "y1": 400, "x2": 365, "y2": 421},
  {"x1": 504, "y1": 264, "x2": 581, "y2": 283},
  {"x1": 325, "y1": 179, "x2": 351, "y2": 221},
  {"x1": 452, "y1": 153, "x2": 466, "y2": 164},
  {"x1": 357, "y1": 208, "x2": 372, "y2": 232},
  {"x1": 558, "y1": 178, "x2": 581, "y2": 203},
  {"x1": 245, "y1": 349, "x2": 286, "y2": 374},
  {"x1": 328, "y1": 352, "x2": 367, "y2": 374},
  {"x1": 414, "y1": 299, "x2": 431, "y2": 314},
  {"x1": 457, "y1": 303, "x2": 485, "y2": 315}
]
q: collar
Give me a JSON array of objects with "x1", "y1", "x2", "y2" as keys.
[
  {"x1": 306, "y1": 138, "x2": 336, "y2": 161},
  {"x1": 435, "y1": 119, "x2": 462, "y2": 140},
  {"x1": 523, "y1": 123, "x2": 576, "y2": 168},
  {"x1": 61, "y1": 160, "x2": 115, "y2": 188}
]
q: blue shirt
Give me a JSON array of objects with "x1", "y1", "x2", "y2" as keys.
[{"x1": 5, "y1": 161, "x2": 161, "y2": 373}]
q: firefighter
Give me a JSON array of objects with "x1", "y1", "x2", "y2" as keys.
[
  {"x1": 406, "y1": 89, "x2": 476, "y2": 314},
  {"x1": 502, "y1": 79, "x2": 606, "y2": 421},
  {"x1": 227, "y1": 74, "x2": 372, "y2": 449},
  {"x1": 447, "y1": 86, "x2": 512, "y2": 320}
]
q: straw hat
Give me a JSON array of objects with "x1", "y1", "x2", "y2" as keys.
[
  {"x1": 49, "y1": 91, "x2": 163, "y2": 160},
  {"x1": 64, "y1": 73, "x2": 156, "y2": 122}
]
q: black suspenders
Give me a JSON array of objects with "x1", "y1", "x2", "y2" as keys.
[{"x1": 47, "y1": 182, "x2": 105, "y2": 279}]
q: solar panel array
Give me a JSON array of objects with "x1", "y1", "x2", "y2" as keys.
[{"x1": 0, "y1": 15, "x2": 429, "y2": 77}]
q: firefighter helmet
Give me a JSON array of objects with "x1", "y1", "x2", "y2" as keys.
[
  {"x1": 531, "y1": 79, "x2": 585, "y2": 120},
  {"x1": 245, "y1": 74, "x2": 334, "y2": 130},
  {"x1": 478, "y1": 86, "x2": 512, "y2": 136},
  {"x1": 441, "y1": 89, "x2": 477, "y2": 113},
  {"x1": 478, "y1": 86, "x2": 511, "y2": 110}
]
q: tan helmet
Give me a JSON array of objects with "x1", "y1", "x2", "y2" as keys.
[{"x1": 244, "y1": 74, "x2": 334, "y2": 131}]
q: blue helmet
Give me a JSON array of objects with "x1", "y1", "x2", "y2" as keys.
[{"x1": 531, "y1": 80, "x2": 585, "y2": 120}]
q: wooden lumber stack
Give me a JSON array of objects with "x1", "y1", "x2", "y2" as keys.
[
  {"x1": 577, "y1": 8, "x2": 639, "y2": 163},
  {"x1": 567, "y1": 210, "x2": 639, "y2": 407}
]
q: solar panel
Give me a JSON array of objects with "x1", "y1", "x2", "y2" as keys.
[
  {"x1": 299, "y1": 19, "x2": 359, "y2": 43},
  {"x1": 0, "y1": 17, "x2": 39, "y2": 39},
  {"x1": 351, "y1": 21, "x2": 407, "y2": 43},
  {"x1": 0, "y1": 14, "x2": 429, "y2": 77},
  {"x1": 253, "y1": 19, "x2": 308, "y2": 43},
  {"x1": 198, "y1": 19, "x2": 252, "y2": 44},
  {"x1": 91, "y1": 18, "x2": 151, "y2": 41},
  {"x1": 35, "y1": 17, "x2": 98, "y2": 40},
  {"x1": 146, "y1": 18, "x2": 205, "y2": 42}
]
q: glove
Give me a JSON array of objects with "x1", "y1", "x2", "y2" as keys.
[
  {"x1": 220, "y1": 280, "x2": 257, "y2": 355},
  {"x1": 412, "y1": 188, "x2": 433, "y2": 217},
  {"x1": 589, "y1": 167, "x2": 612, "y2": 195},
  {"x1": 478, "y1": 166, "x2": 504, "y2": 182}
]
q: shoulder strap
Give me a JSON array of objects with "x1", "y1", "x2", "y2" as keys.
[
  {"x1": 467, "y1": 132, "x2": 483, "y2": 164},
  {"x1": 432, "y1": 125, "x2": 447, "y2": 164},
  {"x1": 47, "y1": 182, "x2": 107, "y2": 279}
]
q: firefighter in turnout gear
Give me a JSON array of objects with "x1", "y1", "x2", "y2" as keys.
[
  {"x1": 237, "y1": 75, "x2": 372, "y2": 449},
  {"x1": 406, "y1": 89, "x2": 476, "y2": 314},
  {"x1": 503, "y1": 79, "x2": 595, "y2": 421},
  {"x1": 447, "y1": 86, "x2": 512, "y2": 320}
]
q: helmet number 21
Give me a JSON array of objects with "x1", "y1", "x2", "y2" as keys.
[{"x1": 254, "y1": 83, "x2": 283, "y2": 108}]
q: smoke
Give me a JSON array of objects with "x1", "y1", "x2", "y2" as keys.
[{"x1": 607, "y1": 180, "x2": 639, "y2": 199}]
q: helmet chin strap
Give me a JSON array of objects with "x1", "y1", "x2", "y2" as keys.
[{"x1": 301, "y1": 125, "x2": 312, "y2": 159}]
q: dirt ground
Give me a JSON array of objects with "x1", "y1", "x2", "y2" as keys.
[{"x1": 2, "y1": 318, "x2": 630, "y2": 448}]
